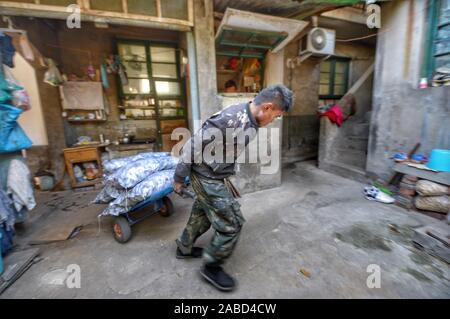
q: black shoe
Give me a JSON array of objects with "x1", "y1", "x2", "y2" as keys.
[
  {"x1": 200, "y1": 265, "x2": 236, "y2": 292},
  {"x1": 176, "y1": 247, "x2": 203, "y2": 259}
]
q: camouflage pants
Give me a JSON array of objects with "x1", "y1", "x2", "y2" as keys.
[{"x1": 176, "y1": 172, "x2": 245, "y2": 265}]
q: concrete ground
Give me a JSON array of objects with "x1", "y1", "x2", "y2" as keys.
[{"x1": 1, "y1": 161, "x2": 449, "y2": 299}]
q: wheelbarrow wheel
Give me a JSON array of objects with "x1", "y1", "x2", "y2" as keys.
[
  {"x1": 159, "y1": 196, "x2": 174, "y2": 217},
  {"x1": 113, "y1": 216, "x2": 132, "y2": 243}
]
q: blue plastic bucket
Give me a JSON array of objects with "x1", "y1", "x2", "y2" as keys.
[
  {"x1": 0, "y1": 231, "x2": 3, "y2": 275},
  {"x1": 427, "y1": 149, "x2": 450, "y2": 172}
]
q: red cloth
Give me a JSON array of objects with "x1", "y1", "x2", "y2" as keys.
[{"x1": 320, "y1": 104, "x2": 343, "y2": 126}]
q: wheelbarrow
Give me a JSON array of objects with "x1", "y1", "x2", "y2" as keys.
[{"x1": 112, "y1": 186, "x2": 195, "y2": 244}]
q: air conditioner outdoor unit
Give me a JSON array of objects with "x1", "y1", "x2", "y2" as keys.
[{"x1": 300, "y1": 27, "x2": 336, "y2": 56}]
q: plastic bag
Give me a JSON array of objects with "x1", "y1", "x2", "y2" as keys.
[
  {"x1": 103, "y1": 152, "x2": 170, "y2": 174},
  {"x1": 0, "y1": 89, "x2": 11, "y2": 103},
  {"x1": 19, "y1": 34, "x2": 34, "y2": 61},
  {"x1": 109, "y1": 156, "x2": 178, "y2": 189},
  {"x1": 416, "y1": 180, "x2": 450, "y2": 196},
  {"x1": 415, "y1": 195, "x2": 450, "y2": 213},
  {"x1": 44, "y1": 59, "x2": 63, "y2": 86},
  {"x1": 0, "y1": 70, "x2": 22, "y2": 92},
  {"x1": 2, "y1": 68, "x2": 30, "y2": 110},
  {"x1": 100, "y1": 169, "x2": 174, "y2": 216},
  {"x1": 0, "y1": 103, "x2": 33, "y2": 153},
  {"x1": 101, "y1": 63, "x2": 109, "y2": 89}
]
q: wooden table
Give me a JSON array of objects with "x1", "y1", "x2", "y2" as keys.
[{"x1": 63, "y1": 144, "x2": 107, "y2": 188}]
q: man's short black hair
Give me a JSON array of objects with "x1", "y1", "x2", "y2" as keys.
[
  {"x1": 225, "y1": 80, "x2": 237, "y2": 89},
  {"x1": 254, "y1": 84, "x2": 294, "y2": 112}
]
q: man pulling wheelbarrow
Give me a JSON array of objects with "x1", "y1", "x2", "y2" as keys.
[{"x1": 173, "y1": 84, "x2": 294, "y2": 291}]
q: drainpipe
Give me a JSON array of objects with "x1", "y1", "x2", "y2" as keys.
[{"x1": 186, "y1": 31, "x2": 201, "y2": 133}]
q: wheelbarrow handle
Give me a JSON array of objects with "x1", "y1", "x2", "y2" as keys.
[{"x1": 179, "y1": 188, "x2": 196, "y2": 199}]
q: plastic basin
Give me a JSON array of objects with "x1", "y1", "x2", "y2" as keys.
[{"x1": 427, "y1": 149, "x2": 450, "y2": 172}]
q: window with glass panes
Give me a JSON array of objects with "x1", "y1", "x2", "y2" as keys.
[
  {"x1": 424, "y1": 0, "x2": 450, "y2": 80},
  {"x1": 117, "y1": 40, "x2": 186, "y2": 119},
  {"x1": 319, "y1": 58, "x2": 350, "y2": 106},
  {"x1": 117, "y1": 40, "x2": 187, "y2": 151}
]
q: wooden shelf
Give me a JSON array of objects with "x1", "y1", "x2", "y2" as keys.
[
  {"x1": 119, "y1": 105, "x2": 156, "y2": 109},
  {"x1": 217, "y1": 69, "x2": 239, "y2": 74},
  {"x1": 63, "y1": 146, "x2": 103, "y2": 189},
  {"x1": 72, "y1": 178, "x2": 103, "y2": 188},
  {"x1": 120, "y1": 117, "x2": 157, "y2": 120},
  {"x1": 68, "y1": 119, "x2": 107, "y2": 123}
]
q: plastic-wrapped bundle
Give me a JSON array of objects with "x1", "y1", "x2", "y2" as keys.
[
  {"x1": 94, "y1": 182, "x2": 122, "y2": 204},
  {"x1": 109, "y1": 156, "x2": 178, "y2": 189},
  {"x1": 103, "y1": 152, "x2": 170, "y2": 174},
  {"x1": 101, "y1": 169, "x2": 174, "y2": 216}
]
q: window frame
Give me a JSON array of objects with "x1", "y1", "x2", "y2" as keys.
[
  {"x1": 115, "y1": 38, "x2": 187, "y2": 150},
  {"x1": 319, "y1": 57, "x2": 350, "y2": 100},
  {"x1": 423, "y1": 0, "x2": 450, "y2": 80},
  {"x1": 116, "y1": 38, "x2": 186, "y2": 120}
]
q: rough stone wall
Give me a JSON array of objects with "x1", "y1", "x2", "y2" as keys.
[
  {"x1": 5, "y1": 19, "x2": 182, "y2": 179},
  {"x1": 56, "y1": 23, "x2": 180, "y2": 145},
  {"x1": 367, "y1": 0, "x2": 450, "y2": 181},
  {"x1": 193, "y1": 0, "x2": 220, "y2": 122},
  {"x1": 283, "y1": 38, "x2": 375, "y2": 163}
]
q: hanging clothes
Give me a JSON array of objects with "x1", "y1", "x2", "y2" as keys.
[
  {"x1": 7, "y1": 159, "x2": 36, "y2": 212},
  {"x1": 0, "y1": 189, "x2": 15, "y2": 231},
  {"x1": 0, "y1": 225, "x2": 15, "y2": 256},
  {"x1": 0, "y1": 33, "x2": 16, "y2": 68}
]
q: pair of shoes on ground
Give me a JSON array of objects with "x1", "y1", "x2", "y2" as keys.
[
  {"x1": 176, "y1": 246, "x2": 204, "y2": 259},
  {"x1": 176, "y1": 247, "x2": 236, "y2": 291},
  {"x1": 200, "y1": 264, "x2": 236, "y2": 292},
  {"x1": 364, "y1": 186, "x2": 395, "y2": 204}
]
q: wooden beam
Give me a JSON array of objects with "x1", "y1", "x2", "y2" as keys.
[
  {"x1": 188, "y1": 0, "x2": 194, "y2": 25},
  {"x1": 121, "y1": 0, "x2": 128, "y2": 14},
  {"x1": 346, "y1": 62, "x2": 374, "y2": 95},
  {"x1": 80, "y1": 0, "x2": 90, "y2": 10},
  {"x1": 321, "y1": 7, "x2": 367, "y2": 24},
  {"x1": 156, "y1": 0, "x2": 162, "y2": 18},
  {"x1": 0, "y1": 1, "x2": 193, "y2": 31}
]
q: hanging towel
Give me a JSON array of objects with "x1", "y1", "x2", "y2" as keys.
[{"x1": 319, "y1": 104, "x2": 343, "y2": 127}]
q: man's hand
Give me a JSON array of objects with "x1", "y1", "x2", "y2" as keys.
[{"x1": 173, "y1": 181, "x2": 184, "y2": 194}]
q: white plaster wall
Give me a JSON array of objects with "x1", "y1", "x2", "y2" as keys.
[{"x1": 7, "y1": 53, "x2": 48, "y2": 146}]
